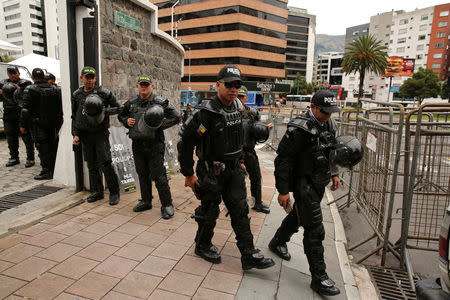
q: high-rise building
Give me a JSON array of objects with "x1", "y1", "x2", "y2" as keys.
[
  {"x1": 152, "y1": 0, "x2": 288, "y2": 95},
  {"x1": 344, "y1": 23, "x2": 369, "y2": 48},
  {"x1": 0, "y1": 0, "x2": 47, "y2": 55},
  {"x1": 427, "y1": 3, "x2": 450, "y2": 81},
  {"x1": 286, "y1": 7, "x2": 315, "y2": 83},
  {"x1": 316, "y1": 52, "x2": 343, "y2": 86}
]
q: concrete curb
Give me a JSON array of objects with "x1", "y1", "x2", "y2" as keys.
[{"x1": 0, "y1": 187, "x2": 88, "y2": 238}]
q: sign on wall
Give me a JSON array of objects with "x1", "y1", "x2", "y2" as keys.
[
  {"x1": 382, "y1": 56, "x2": 415, "y2": 77},
  {"x1": 114, "y1": 11, "x2": 140, "y2": 32}
]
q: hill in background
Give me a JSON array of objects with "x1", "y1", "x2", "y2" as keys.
[{"x1": 315, "y1": 34, "x2": 345, "y2": 58}]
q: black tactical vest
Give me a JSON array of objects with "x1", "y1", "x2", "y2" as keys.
[
  {"x1": 126, "y1": 94, "x2": 164, "y2": 142},
  {"x1": 73, "y1": 87, "x2": 110, "y2": 133}
]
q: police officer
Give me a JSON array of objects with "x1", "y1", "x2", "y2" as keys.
[
  {"x1": 178, "y1": 65, "x2": 275, "y2": 270},
  {"x1": 72, "y1": 66, "x2": 121, "y2": 205},
  {"x1": 0, "y1": 66, "x2": 35, "y2": 167},
  {"x1": 19, "y1": 68, "x2": 63, "y2": 180},
  {"x1": 118, "y1": 75, "x2": 181, "y2": 219},
  {"x1": 268, "y1": 90, "x2": 341, "y2": 296},
  {"x1": 181, "y1": 103, "x2": 193, "y2": 124},
  {"x1": 45, "y1": 73, "x2": 56, "y2": 85},
  {"x1": 238, "y1": 85, "x2": 271, "y2": 214}
]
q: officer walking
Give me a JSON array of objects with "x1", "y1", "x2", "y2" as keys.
[
  {"x1": 20, "y1": 68, "x2": 63, "y2": 180},
  {"x1": 0, "y1": 66, "x2": 35, "y2": 168},
  {"x1": 118, "y1": 76, "x2": 181, "y2": 219},
  {"x1": 268, "y1": 90, "x2": 341, "y2": 296},
  {"x1": 237, "y1": 85, "x2": 271, "y2": 214},
  {"x1": 71, "y1": 66, "x2": 121, "y2": 205},
  {"x1": 178, "y1": 65, "x2": 275, "y2": 270}
]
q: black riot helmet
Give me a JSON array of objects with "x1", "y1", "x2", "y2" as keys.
[
  {"x1": 137, "y1": 104, "x2": 165, "y2": 136},
  {"x1": 84, "y1": 94, "x2": 105, "y2": 124},
  {"x1": 330, "y1": 135, "x2": 364, "y2": 169},
  {"x1": 2, "y1": 82, "x2": 17, "y2": 101},
  {"x1": 252, "y1": 121, "x2": 270, "y2": 143}
]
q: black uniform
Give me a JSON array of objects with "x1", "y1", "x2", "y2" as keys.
[
  {"x1": 21, "y1": 80, "x2": 63, "y2": 177},
  {"x1": 72, "y1": 86, "x2": 120, "y2": 198},
  {"x1": 241, "y1": 105, "x2": 268, "y2": 212},
  {"x1": 178, "y1": 96, "x2": 274, "y2": 269},
  {"x1": 270, "y1": 109, "x2": 339, "y2": 291},
  {"x1": 0, "y1": 78, "x2": 34, "y2": 164},
  {"x1": 118, "y1": 93, "x2": 180, "y2": 209}
]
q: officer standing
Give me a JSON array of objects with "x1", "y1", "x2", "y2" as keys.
[
  {"x1": 72, "y1": 66, "x2": 121, "y2": 205},
  {"x1": 0, "y1": 66, "x2": 35, "y2": 167},
  {"x1": 237, "y1": 85, "x2": 271, "y2": 214},
  {"x1": 118, "y1": 76, "x2": 181, "y2": 219},
  {"x1": 19, "y1": 68, "x2": 62, "y2": 180},
  {"x1": 268, "y1": 90, "x2": 341, "y2": 296},
  {"x1": 178, "y1": 65, "x2": 275, "y2": 270}
]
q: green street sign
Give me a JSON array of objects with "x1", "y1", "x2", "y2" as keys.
[{"x1": 114, "y1": 11, "x2": 140, "y2": 33}]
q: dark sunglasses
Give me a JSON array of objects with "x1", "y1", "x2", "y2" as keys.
[{"x1": 221, "y1": 81, "x2": 242, "y2": 89}]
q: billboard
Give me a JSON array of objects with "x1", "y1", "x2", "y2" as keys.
[{"x1": 382, "y1": 56, "x2": 415, "y2": 77}]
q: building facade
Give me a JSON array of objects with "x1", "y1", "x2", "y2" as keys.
[
  {"x1": 151, "y1": 0, "x2": 288, "y2": 95},
  {"x1": 0, "y1": 0, "x2": 46, "y2": 55},
  {"x1": 426, "y1": 3, "x2": 450, "y2": 81},
  {"x1": 344, "y1": 23, "x2": 369, "y2": 49},
  {"x1": 316, "y1": 52, "x2": 343, "y2": 86},
  {"x1": 286, "y1": 7, "x2": 315, "y2": 83}
]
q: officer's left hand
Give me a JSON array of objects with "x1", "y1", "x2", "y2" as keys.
[
  {"x1": 20, "y1": 127, "x2": 26, "y2": 134},
  {"x1": 331, "y1": 176, "x2": 340, "y2": 191},
  {"x1": 267, "y1": 123, "x2": 274, "y2": 130},
  {"x1": 127, "y1": 118, "x2": 136, "y2": 127}
]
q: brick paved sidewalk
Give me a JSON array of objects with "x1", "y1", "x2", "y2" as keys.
[{"x1": 0, "y1": 166, "x2": 275, "y2": 299}]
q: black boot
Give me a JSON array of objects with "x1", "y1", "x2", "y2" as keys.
[
  {"x1": 269, "y1": 236, "x2": 291, "y2": 261},
  {"x1": 161, "y1": 205, "x2": 174, "y2": 219},
  {"x1": 87, "y1": 192, "x2": 104, "y2": 203},
  {"x1": 109, "y1": 194, "x2": 120, "y2": 206},
  {"x1": 252, "y1": 201, "x2": 270, "y2": 214},
  {"x1": 241, "y1": 249, "x2": 275, "y2": 270},
  {"x1": 133, "y1": 200, "x2": 152, "y2": 212},
  {"x1": 34, "y1": 170, "x2": 53, "y2": 180},
  {"x1": 6, "y1": 158, "x2": 19, "y2": 167},
  {"x1": 195, "y1": 244, "x2": 221, "y2": 264},
  {"x1": 25, "y1": 159, "x2": 35, "y2": 168},
  {"x1": 311, "y1": 275, "x2": 340, "y2": 296}
]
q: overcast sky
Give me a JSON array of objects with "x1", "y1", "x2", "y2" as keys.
[{"x1": 287, "y1": 0, "x2": 449, "y2": 35}]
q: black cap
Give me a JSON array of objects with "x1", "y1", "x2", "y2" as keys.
[
  {"x1": 311, "y1": 90, "x2": 340, "y2": 114},
  {"x1": 217, "y1": 65, "x2": 242, "y2": 82},
  {"x1": 7, "y1": 66, "x2": 19, "y2": 73},
  {"x1": 81, "y1": 66, "x2": 96, "y2": 76},
  {"x1": 46, "y1": 73, "x2": 56, "y2": 80},
  {"x1": 32, "y1": 68, "x2": 45, "y2": 78},
  {"x1": 137, "y1": 75, "x2": 152, "y2": 84}
]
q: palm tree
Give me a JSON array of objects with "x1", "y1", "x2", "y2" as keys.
[{"x1": 342, "y1": 34, "x2": 388, "y2": 102}]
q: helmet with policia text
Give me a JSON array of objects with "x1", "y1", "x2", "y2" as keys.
[
  {"x1": 2, "y1": 82, "x2": 17, "y2": 101},
  {"x1": 252, "y1": 121, "x2": 270, "y2": 143},
  {"x1": 329, "y1": 135, "x2": 364, "y2": 169},
  {"x1": 84, "y1": 94, "x2": 105, "y2": 125},
  {"x1": 137, "y1": 104, "x2": 164, "y2": 136}
]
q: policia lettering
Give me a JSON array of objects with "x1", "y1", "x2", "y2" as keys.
[
  {"x1": 178, "y1": 65, "x2": 275, "y2": 270},
  {"x1": 118, "y1": 75, "x2": 181, "y2": 219},
  {"x1": 0, "y1": 65, "x2": 35, "y2": 168},
  {"x1": 269, "y1": 90, "x2": 342, "y2": 296},
  {"x1": 72, "y1": 66, "x2": 121, "y2": 206}
]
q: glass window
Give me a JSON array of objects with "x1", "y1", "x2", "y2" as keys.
[
  {"x1": 432, "y1": 63, "x2": 441, "y2": 69},
  {"x1": 419, "y1": 24, "x2": 427, "y2": 31},
  {"x1": 418, "y1": 35, "x2": 426, "y2": 40},
  {"x1": 399, "y1": 19, "x2": 408, "y2": 25},
  {"x1": 421, "y1": 14, "x2": 428, "y2": 20},
  {"x1": 437, "y1": 32, "x2": 446, "y2": 38},
  {"x1": 397, "y1": 47, "x2": 405, "y2": 53},
  {"x1": 433, "y1": 53, "x2": 442, "y2": 59},
  {"x1": 438, "y1": 21, "x2": 448, "y2": 27},
  {"x1": 3, "y1": 3, "x2": 19, "y2": 12},
  {"x1": 416, "y1": 54, "x2": 423, "y2": 59},
  {"x1": 397, "y1": 38, "x2": 406, "y2": 43},
  {"x1": 5, "y1": 22, "x2": 21, "y2": 30},
  {"x1": 435, "y1": 42, "x2": 444, "y2": 48},
  {"x1": 5, "y1": 13, "x2": 20, "y2": 21},
  {"x1": 6, "y1": 32, "x2": 22, "y2": 38},
  {"x1": 439, "y1": 10, "x2": 449, "y2": 17},
  {"x1": 398, "y1": 28, "x2": 407, "y2": 34}
]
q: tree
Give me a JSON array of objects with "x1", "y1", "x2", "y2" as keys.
[
  {"x1": 440, "y1": 78, "x2": 449, "y2": 101},
  {"x1": 399, "y1": 67, "x2": 441, "y2": 105},
  {"x1": 0, "y1": 53, "x2": 16, "y2": 63},
  {"x1": 342, "y1": 34, "x2": 388, "y2": 103}
]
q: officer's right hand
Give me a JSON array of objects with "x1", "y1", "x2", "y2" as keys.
[
  {"x1": 73, "y1": 135, "x2": 80, "y2": 145},
  {"x1": 278, "y1": 193, "x2": 290, "y2": 209},
  {"x1": 127, "y1": 118, "x2": 136, "y2": 127},
  {"x1": 185, "y1": 175, "x2": 200, "y2": 193}
]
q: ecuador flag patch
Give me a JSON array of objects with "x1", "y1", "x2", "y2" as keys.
[{"x1": 196, "y1": 124, "x2": 207, "y2": 136}]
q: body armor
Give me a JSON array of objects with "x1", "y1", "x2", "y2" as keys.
[
  {"x1": 196, "y1": 98, "x2": 243, "y2": 161},
  {"x1": 1, "y1": 79, "x2": 31, "y2": 118},
  {"x1": 23, "y1": 82, "x2": 61, "y2": 128},
  {"x1": 288, "y1": 111, "x2": 336, "y2": 188}
]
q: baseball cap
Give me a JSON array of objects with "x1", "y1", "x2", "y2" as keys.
[
  {"x1": 217, "y1": 65, "x2": 242, "y2": 82},
  {"x1": 32, "y1": 68, "x2": 45, "y2": 78},
  {"x1": 137, "y1": 75, "x2": 152, "y2": 84},
  {"x1": 81, "y1": 66, "x2": 96, "y2": 76},
  {"x1": 311, "y1": 90, "x2": 340, "y2": 114},
  {"x1": 7, "y1": 66, "x2": 19, "y2": 73},
  {"x1": 238, "y1": 85, "x2": 248, "y2": 96},
  {"x1": 46, "y1": 72, "x2": 56, "y2": 80}
]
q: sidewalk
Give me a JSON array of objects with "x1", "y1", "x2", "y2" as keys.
[{"x1": 0, "y1": 149, "x2": 359, "y2": 299}]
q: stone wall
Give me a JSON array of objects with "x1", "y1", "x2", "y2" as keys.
[{"x1": 99, "y1": 0, "x2": 183, "y2": 109}]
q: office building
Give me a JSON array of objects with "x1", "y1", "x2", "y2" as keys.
[
  {"x1": 344, "y1": 23, "x2": 369, "y2": 48},
  {"x1": 426, "y1": 3, "x2": 449, "y2": 81},
  {"x1": 316, "y1": 52, "x2": 343, "y2": 86}
]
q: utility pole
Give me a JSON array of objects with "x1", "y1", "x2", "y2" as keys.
[{"x1": 171, "y1": 0, "x2": 180, "y2": 37}]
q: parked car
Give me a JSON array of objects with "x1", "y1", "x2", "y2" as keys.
[
  {"x1": 415, "y1": 205, "x2": 450, "y2": 299},
  {"x1": 0, "y1": 63, "x2": 32, "y2": 133}
]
